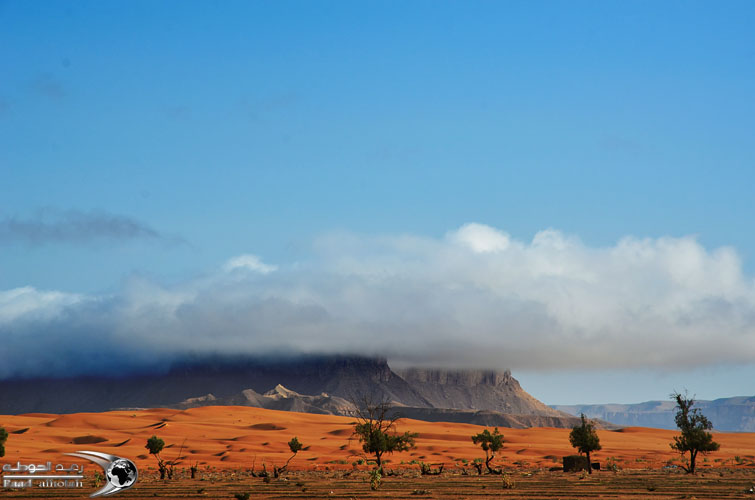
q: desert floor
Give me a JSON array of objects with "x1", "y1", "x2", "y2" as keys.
[{"x1": 2, "y1": 406, "x2": 754, "y2": 498}]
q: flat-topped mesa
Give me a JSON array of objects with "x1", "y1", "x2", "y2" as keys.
[
  {"x1": 397, "y1": 368, "x2": 519, "y2": 389},
  {"x1": 395, "y1": 367, "x2": 563, "y2": 417},
  {"x1": 318, "y1": 356, "x2": 394, "y2": 383}
]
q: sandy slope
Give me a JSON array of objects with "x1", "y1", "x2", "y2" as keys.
[{"x1": 1, "y1": 406, "x2": 754, "y2": 473}]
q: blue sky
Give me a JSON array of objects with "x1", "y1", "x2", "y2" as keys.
[{"x1": 1, "y1": 1, "x2": 755, "y2": 405}]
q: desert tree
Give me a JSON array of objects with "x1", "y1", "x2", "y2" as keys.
[
  {"x1": 145, "y1": 435, "x2": 184, "y2": 480},
  {"x1": 274, "y1": 437, "x2": 304, "y2": 476},
  {"x1": 351, "y1": 396, "x2": 417, "y2": 474},
  {"x1": 569, "y1": 413, "x2": 601, "y2": 474},
  {"x1": 145, "y1": 435, "x2": 167, "y2": 479},
  {"x1": 146, "y1": 435, "x2": 168, "y2": 479},
  {"x1": 471, "y1": 427, "x2": 504, "y2": 474},
  {"x1": 0, "y1": 426, "x2": 7, "y2": 457},
  {"x1": 285, "y1": 436, "x2": 303, "y2": 465},
  {"x1": 670, "y1": 391, "x2": 720, "y2": 474}
]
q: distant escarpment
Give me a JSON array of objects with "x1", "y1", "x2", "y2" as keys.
[
  {"x1": 555, "y1": 396, "x2": 755, "y2": 432},
  {"x1": 0, "y1": 354, "x2": 581, "y2": 428}
]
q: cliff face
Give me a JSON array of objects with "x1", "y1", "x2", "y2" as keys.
[
  {"x1": 396, "y1": 368, "x2": 517, "y2": 386},
  {"x1": 396, "y1": 368, "x2": 568, "y2": 418}
]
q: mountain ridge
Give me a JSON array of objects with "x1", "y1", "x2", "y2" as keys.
[
  {"x1": 554, "y1": 395, "x2": 755, "y2": 432},
  {"x1": 0, "y1": 354, "x2": 583, "y2": 429}
]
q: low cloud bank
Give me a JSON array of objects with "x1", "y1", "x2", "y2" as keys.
[{"x1": 2, "y1": 223, "x2": 754, "y2": 378}]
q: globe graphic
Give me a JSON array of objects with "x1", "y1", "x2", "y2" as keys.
[{"x1": 106, "y1": 458, "x2": 138, "y2": 489}]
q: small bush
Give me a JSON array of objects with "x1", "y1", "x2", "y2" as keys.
[
  {"x1": 501, "y1": 473, "x2": 515, "y2": 489},
  {"x1": 0, "y1": 427, "x2": 7, "y2": 458},
  {"x1": 369, "y1": 469, "x2": 381, "y2": 491}
]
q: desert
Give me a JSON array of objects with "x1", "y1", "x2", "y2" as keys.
[
  {"x1": 5, "y1": 1, "x2": 755, "y2": 498},
  {"x1": 2, "y1": 405, "x2": 755, "y2": 498}
]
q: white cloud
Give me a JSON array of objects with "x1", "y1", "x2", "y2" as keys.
[
  {"x1": 448, "y1": 223, "x2": 511, "y2": 253},
  {"x1": 2, "y1": 224, "x2": 755, "y2": 377},
  {"x1": 223, "y1": 254, "x2": 277, "y2": 274},
  {"x1": 0, "y1": 286, "x2": 83, "y2": 324}
]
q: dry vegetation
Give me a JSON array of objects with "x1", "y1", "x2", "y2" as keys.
[
  {"x1": 2, "y1": 406, "x2": 755, "y2": 498},
  {"x1": 3, "y1": 467, "x2": 755, "y2": 499}
]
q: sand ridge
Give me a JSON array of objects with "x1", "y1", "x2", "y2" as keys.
[{"x1": 1, "y1": 406, "x2": 754, "y2": 473}]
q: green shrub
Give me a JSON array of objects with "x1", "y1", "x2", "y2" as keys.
[
  {"x1": 369, "y1": 469, "x2": 381, "y2": 491},
  {"x1": 0, "y1": 427, "x2": 7, "y2": 458}
]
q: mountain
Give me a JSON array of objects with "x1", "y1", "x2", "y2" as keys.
[
  {"x1": 397, "y1": 368, "x2": 566, "y2": 417},
  {"x1": 0, "y1": 355, "x2": 427, "y2": 414},
  {"x1": 0, "y1": 354, "x2": 580, "y2": 428},
  {"x1": 554, "y1": 396, "x2": 755, "y2": 432},
  {"x1": 166, "y1": 384, "x2": 605, "y2": 430}
]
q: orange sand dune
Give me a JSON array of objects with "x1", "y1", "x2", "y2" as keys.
[{"x1": 2, "y1": 406, "x2": 754, "y2": 473}]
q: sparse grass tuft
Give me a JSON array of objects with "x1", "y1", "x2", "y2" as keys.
[{"x1": 501, "y1": 473, "x2": 515, "y2": 489}]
